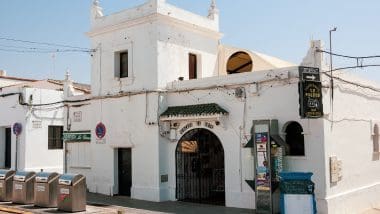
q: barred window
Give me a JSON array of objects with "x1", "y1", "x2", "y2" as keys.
[{"x1": 48, "y1": 126, "x2": 63, "y2": 150}]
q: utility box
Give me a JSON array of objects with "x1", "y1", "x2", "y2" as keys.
[
  {"x1": 57, "y1": 174, "x2": 86, "y2": 212},
  {"x1": 12, "y1": 171, "x2": 36, "y2": 204},
  {"x1": 34, "y1": 172, "x2": 60, "y2": 208},
  {"x1": 0, "y1": 170, "x2": 15, "y2": 201},
  {"x1": 279, "y1": 172, "x2": 316, "y2": 214}
]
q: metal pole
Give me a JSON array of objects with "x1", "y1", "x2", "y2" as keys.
[
  {"x1": 15, "y1": 136, "x2": 18, "y2": 171},
  {"x1": 329, "y1": 27, "x2": 337, "y2": 120}
]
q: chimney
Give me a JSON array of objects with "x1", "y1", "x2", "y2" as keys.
[{"x1": 0, "y1": 70, "x2": 6, "y2": 77}]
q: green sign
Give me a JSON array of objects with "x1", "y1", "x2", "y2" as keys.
[{"x1": 63, "y1": 131, "x2": 91, "y2": 142}]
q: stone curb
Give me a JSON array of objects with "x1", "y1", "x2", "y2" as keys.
[{"x1": 0, "y1": 205, "x2": 33, "y2": 214}]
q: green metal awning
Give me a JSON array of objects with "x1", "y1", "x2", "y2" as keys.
[
  {"x1": 160, "y1": 103, "x2": 228, "y2": 120},
  {"x1": 244, "y1": 137, "x2": 254, "y2": 148}
]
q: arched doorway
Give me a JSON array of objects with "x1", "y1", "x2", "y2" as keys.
[{"x1": 176, "y1": 128, "x2": 225, "y2": 205}]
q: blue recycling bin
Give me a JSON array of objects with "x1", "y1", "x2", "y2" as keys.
[{"x1": 279, "y1": 172, "x2": 316, "y2": 214}]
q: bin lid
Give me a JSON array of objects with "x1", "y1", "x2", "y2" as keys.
[
  {"x1": 59, "y1": 173, "x2": 84, "y2": 185},
  {"x1": 36, "y1": 172, "x2": 59, "y2": 183},
  {"x1": 0, "y1": 170, "x2": 15, "y2": 179},
  {"x1": 14, "y1": 171, "x2": 36, "y2": 182}
]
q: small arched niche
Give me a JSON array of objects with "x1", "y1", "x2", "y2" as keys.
[
  {"x1": 284, "y1": 121, "x2": 305, "y2": 156},
  {"x1": 227, "y1": 51, "x2": 253, "y2": 74}
]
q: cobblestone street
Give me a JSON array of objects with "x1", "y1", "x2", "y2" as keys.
[{"x1": 0, "y1": 192, "x2": 254, "y2": 214}]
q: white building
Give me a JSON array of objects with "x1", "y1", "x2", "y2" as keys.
[
  {"x1": 0, "y1": 70, "x2": 36, "y2": 88},
  {"x1": 64, "y1": 0, "x2": 380, "y2": 213},
  {"x1": 0, "y1": 73, "x2": 89, "y2": 173}
]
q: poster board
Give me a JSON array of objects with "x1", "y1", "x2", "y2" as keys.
[{"x1": 253, "y1": 120, "x2": 272, "y2": 214}]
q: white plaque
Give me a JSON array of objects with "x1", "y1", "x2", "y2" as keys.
[
  {"x1": 37, "y1": 185, "x2": 45, "y2": 192},
  {"x1": 96, "y1": 139, "x2": 106, "y2": 144},
  {"x1": 32, "y1": 120, "x2": 42, "y2": 128},
  {"x1": 60, "y1": 188, "x2": 70, "y2": 194},
  {"x1": 15, "y1": 184, "x2": 22, "y2": 190},
  {"x1": 73, "y1": 111, "x2": 82, "y2": 122}
]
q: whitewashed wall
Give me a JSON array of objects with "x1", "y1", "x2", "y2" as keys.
[
  {"x1": 163, "y1": 68, "x2": 326, "y2": 209},
  {"x1": 23, "y1": 88, "x2": 64, "y2": 173},
  {"x1": 319, "y1": 72, "x2": 380, "y2": 214},
  {"x1": 0, "y1": 89, "x2": 26, "y2": 170},
  {"x1": 0, "y1": 87, "x2": 65, "y2": 173}
]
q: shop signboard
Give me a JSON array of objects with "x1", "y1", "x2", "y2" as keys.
[
  {"x1": 299, "y1": 66, "x2": 323, "y2": 119},
  {"x1": 299, "y1": 81, "x2": 323, "y2": 118}
]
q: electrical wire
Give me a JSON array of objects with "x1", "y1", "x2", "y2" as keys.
[
  {"x1": 0, "y1": 48, "x2": 93, "y2": 53},
  {"x1": 317, "y1": 49, "x2": 380, "y2": 59},
  {"x1": 1, "y1": 69, "x2": 378, "y2": 109},
  {"x1": 323, "y1": 72, "x2": 380, "y2": 93},
  {"x1": 0, "y1": 44, "x2": 54, "y2": 50},
  {"x1": 331, "y1": 64, "x2": 380, "y2": 72},
  {"x1": 317, "y1": 49, "x2": 380, "y2": 72},
  {"x1": 0, "y1": 37, "x2": 93, "y2": 51}
]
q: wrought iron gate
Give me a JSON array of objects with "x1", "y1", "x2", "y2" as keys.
[{"x1": 176, "y1": 128, "x2": 225, "y2": 205}]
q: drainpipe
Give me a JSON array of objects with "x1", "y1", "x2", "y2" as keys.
[{"x1": 64, "y1": 105, "x2": 71, "y2": 174}]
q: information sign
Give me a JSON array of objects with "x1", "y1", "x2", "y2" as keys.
[
  {"x1": 299, "y1": 66, "x2": 320, "y2": 81},
  {"x1": 63, "y1": 131, "x2": 91, "y2": 142},
  {"x1": 299, "y1": 81, "x2": 324, "y2": 118},
  {"x1": 13, "y1": 123, "x2": 22, "y2": 136},
  {"x1": 95, "y1": 122, "x2": 106, "y2": 139},
  {"x1": 299, "y1": 66, "x2": 324, "y2": 119}
]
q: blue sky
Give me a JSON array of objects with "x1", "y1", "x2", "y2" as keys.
[{"x1": 0, "y1": 0, "x2": 379, "y2": 84}]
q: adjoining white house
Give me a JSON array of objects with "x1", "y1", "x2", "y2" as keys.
[
  {"x1": 0, "y1": 70, "x2": 36, "y2": 88},
  {"x1": 62, "y1": 0, "x2": 380, "y2": 213},
  {"x1": 0, "y1": 72, "x2": 89, "y2": 173}
]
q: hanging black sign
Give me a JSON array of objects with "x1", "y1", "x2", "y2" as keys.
[{"x1": 299, "y1": 81, "x2": 323, "y2": 118}]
